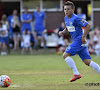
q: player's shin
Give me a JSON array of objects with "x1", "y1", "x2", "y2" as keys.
[
  {"x1": 89, "y1": 61, "x2": 100, "y2": 74},
  {"x1": 65, "y1": 56, "x2": 80, "y2": 75}
]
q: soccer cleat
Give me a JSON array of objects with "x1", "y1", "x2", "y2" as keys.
[{"x1": 70, "y1": 74, "x2": 82, "y2": 82}]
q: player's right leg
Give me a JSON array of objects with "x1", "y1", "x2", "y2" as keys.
[
  {"x1": 83, "y1": 59, "x2": 100, "y2": 74},
  {"x1": 78, "y1": 47, "x2": 100, "y2": 74},
  {"x1": 63, "y1": 52, "x2": 82, "y2": 82}
]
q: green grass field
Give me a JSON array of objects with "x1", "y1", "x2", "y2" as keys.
[{"x1": 0, "y1": 54, "x2": 100, "y2": 90}]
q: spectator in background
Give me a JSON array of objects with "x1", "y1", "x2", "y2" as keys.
[
  {"x1": 1, "y1": 14, "x2": 9, "y2": 30},
  {"x1": 11, "y1": 16, "x2": 21, "y2": 51},
  {"x1": 88, "y1": 26, "x2": 100, "y2": 55},
  {"x1": 33, "y1": 5, "x2": 47, "y2": 49},
  {"x1": 77, "y1": 7, "x2": 86, "y2": 20},
  {"x1": 54, "y1": 22, "x2": 70, "y2": 53},
  {"x1": 0, "y1": 22, "x2": 8, "y2": 55},
  {"x1": 7, "y1": 9, "x2": 20, "y2": 38},
  {"x1": 21, "y1": 29, "x2": 32, "y2": 54},
  {"x1": 93, "y1": 39, "x2": 100, "y2": 55},
  {"x1": 21, "y1": 7, "x2": 32, "y2": 35},
  {"x1": 0, "y1": 14, "x2": 9, "y2": 53},
  {"x1": 89, "y1": 26, "x2": 100, "y2": 44}
]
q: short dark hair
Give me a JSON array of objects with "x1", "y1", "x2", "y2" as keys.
[{"x1": 64, "y1": 1, "x2": 75, "y2": 9}]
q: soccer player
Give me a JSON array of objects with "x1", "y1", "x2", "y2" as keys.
[
  {"x1": 33, "y1": 5, "x2": 47, "y2": 49},
  {"x1": 59, "y1": 1, "x2": 100, "y2": 82}
]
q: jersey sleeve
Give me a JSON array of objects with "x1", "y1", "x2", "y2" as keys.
[{"x1": 75, "y1": 17, "x2": 88, "y2": 27}]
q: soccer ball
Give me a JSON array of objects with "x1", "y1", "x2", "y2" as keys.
[{"x1": 0, "y1": 75, "x2": 11, "y2": 87}]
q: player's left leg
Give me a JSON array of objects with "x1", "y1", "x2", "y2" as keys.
[
  {"x1": 83, "y1": 59, "x2": 100, "y2": 74},
  {"x1": 78, "y1": 47, "x2": 100, "y2": 74}
]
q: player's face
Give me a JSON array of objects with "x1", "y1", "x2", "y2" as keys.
[{"x1": 64, "y1": 5, "x2": 74, "y2": 17}]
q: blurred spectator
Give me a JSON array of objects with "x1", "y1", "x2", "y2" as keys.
[
  {"x1": 11, "y1": 16, "x2": 21, "y2": 51},
  {"x1": 88, "y1": 42, "x2": 95, "y2": 55},
  {"x1": 89, "y1": 26, "x2": 100, "y2": 43},
  {"x1": 77, "y1": 7, "x2": 86, "y2": 20},
  {"x1": 1, "y1": 14, "x2": 9, "y2": 30},
  {"x1": 21, "y1": 29, "x2": 32, "y2": 54},
  {"x1": 94, "y1": 40, "x2": 100, "y2": 55},
  {"x1": 33, "y1": 5, "x2": 47, "y2": 49},
  {"x1": 0, "y1": 22, "x2": 8, "y2": 55},
  {"x1": 8, "y1": 9, "x2": 20, "y2": 38},
  {"x1": 21, "y1": 7, "x2": 32, "y2": 35},
  {"x1": 54, "y1": 22, "x2": 65, "y2": 34},
  {"x1": 54, "y1": 22, "x2": 70, "y2": 53},
  {"x1": 57, "y1": 39, "x2": 69, "y2": 54},
  {"x1": 88, "y1": 26, "x2": 100, "y2": 55}
]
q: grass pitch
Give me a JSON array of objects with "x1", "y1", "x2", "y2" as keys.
[{"x1": 0, "y1": 54, "x2": 100, "y2": 90}]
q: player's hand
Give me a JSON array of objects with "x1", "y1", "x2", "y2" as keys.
[
  {"x1": 59, "y1": 31, "x2": 64, "y2": 36},
  {"x1": 82, "y1": 36, "x2": 87, "y2": 44}
]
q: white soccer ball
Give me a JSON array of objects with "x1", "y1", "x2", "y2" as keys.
[{"x1": 0, "y1": 75, "x2": 11, "y2": 87}]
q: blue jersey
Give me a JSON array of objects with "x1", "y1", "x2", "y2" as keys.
[
  {"x1": 21, "y1": 13, "x2": 32, "y2": 31},
  {"x1": 64, "y1": 14, "x2": 88, "y2": 41},
  {"x1": 33, "y1": 11, "x2": 45, "y2": 31},
  {"x1": 64, "y1": 14, "x2": 91, "y2": 60}
]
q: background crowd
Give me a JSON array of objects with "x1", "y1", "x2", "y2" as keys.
[{"x1": 0, "y1": 6, "x2": 100, "y2": 56}]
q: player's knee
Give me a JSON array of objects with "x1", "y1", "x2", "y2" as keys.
[
  {"x1": 84, "y1": 62, "x2": 90, "y2": 66},
  {"x1": 62, "y1": 53, "x2": 69, "y2": 59},
  {"x1": 83, "y1": 59, "x2": 91, "y2": 66},
  {"x1": 62, "y1": 54, "x2": 65, "y2": 59}
]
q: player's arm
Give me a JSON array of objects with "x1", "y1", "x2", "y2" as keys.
[
  {"x1": 27, "y1": 15, "x2": 32, "y2": 23},
  {"x1": 21, "y1": 15, "x2": 32, "y2": 23},
  {"x1": 22, "y1": 19, "x2": 31, "y2": 23},
  {"x1": 25, "y1": 20, "x2": 32, "y2": 23},
  {"x1": 82, "y1": 23, "x2": 90, "y2": 38},
  {"x1": 59, "y1": 28, "x2": 68, "y2": 36},
  {"x1": 75, "y1": 17, "x2": 90, "y2": 44},
  {"x1": 82, "y1": 24, "x2": 90, "y2": 44}
]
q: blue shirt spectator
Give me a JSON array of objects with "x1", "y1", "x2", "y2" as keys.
[
  {"x1": 21, "y1": 7, "x2": 32, "y2": 33},
  {"x1": 76, "y1": 7, "x2": 86, "y2": 20},
  {"x1": 7, "y1": 10, "x2": 20, "y2": 34},
  {"x1": 33, "y1": 11, "x2": 45, "y2": 32},
  {"x1": 33, "y1": 6, "x2": 46, "y2": 49}
]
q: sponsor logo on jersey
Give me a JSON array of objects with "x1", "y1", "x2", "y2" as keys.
[{"x1": 66, "y1": 26, "x2": 75, "y2": 32}]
